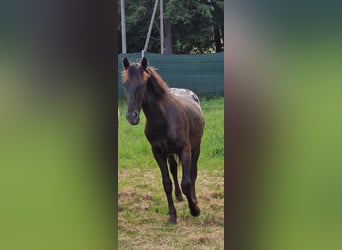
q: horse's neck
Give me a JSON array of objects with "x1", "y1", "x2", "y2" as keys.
[
  {"x1": 142, "y1": 75, "x2": 168, "y2": 123},
  {"x1": 142, "y1": 91, "x2": 168, "y2": 125}
]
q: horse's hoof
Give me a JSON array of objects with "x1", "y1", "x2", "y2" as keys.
[
  {"x1": 190, "y1": 206, "x2": 201, "y2": 217},
  {"x1": 176, "y1": 194, "x2": 184, "y2": 202},
  {"x1": 169, "y1": 214, "x2": 177, "y2": 224}
]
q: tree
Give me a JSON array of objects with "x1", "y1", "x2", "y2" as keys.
[
  {"x1": 206, "y1": 0, "x2": 224, "y2": 52},
  {"x1": 118, "y1": 0, "x2": 224, "y2": 54}
]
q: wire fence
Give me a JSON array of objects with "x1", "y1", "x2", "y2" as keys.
[{"x1": 118, "y1": 52, "x2": 224, "y2": 98}]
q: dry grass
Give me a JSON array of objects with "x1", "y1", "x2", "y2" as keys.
[{"x1": 118, "y1": 167, "x2": 224, "y2": 250}]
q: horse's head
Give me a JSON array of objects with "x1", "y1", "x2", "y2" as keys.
[{"x1": 122, "y1": 57, "x2": 149, "y2": 125}]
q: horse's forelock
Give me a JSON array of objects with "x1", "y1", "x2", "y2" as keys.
[{"x1": 122, "y1": 63, "x2": 149, "y2": 83}]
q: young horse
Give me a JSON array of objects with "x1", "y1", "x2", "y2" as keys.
[{"x1": 121, "y1": 57, "x2": 205, "y2": 224}]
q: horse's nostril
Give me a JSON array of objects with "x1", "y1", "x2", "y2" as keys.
[{"x1": 133, "y1": 111, "x2": 138, "y2": 118}]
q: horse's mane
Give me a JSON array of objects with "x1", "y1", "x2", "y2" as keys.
[
  {"x1": 146, "y1": 66, "x2": 169, "y2": 95},
  {"x1": 121, "y1": 62, "x2": 169, "y2": 97},
  {"x1": 121, "y1": 70, "x2": 129, "y2": 83}
]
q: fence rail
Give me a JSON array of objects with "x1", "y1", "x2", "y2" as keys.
[{"x1": 118, "y1": 52, "x2": 224, "y2": 97}]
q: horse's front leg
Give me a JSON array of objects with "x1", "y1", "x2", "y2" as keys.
[
  {"x1": 180, "y1": 147, "x2": 201, "y2": 217},
  {"x1": 152, "y1": 149, "x2": 177, "y2": 224}
]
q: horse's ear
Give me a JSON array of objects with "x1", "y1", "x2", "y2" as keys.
[
  {"x1": 141, "y1": 57, "x2": 147, "y2": 70},
  {"x1": 123, "y1": 58, "x2": 129, "y2": 69}
]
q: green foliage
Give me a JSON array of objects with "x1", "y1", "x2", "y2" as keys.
[
  {"x1": 164, "y1": 0, "x2": 214, "y2": 53},
  {"x1": 164, "y1": 0, "x2": 192, "y2": 24},
  {"x1": 119, "y1": 1, "x2": 157, "y2": 53},
  {"x1": 118, "y1": 0, "x2": 224, "y2": 54}
]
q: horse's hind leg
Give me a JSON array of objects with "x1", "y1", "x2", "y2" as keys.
[
  {"x1": 190, "y1": 145, "x2": 201, "y2": 204},
  {"x1": 180, "y1": 147, "x2": 201, "y2": 217},
  {"x1": 168, "y1": 155, "x2": 183, "y2": 202},
  {"x1": 153, "y1": 150, "x2": 177, "y2": 224}
]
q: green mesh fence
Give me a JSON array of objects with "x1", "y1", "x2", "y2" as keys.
[{"x1": 118, "y1": 52, "x2": 223, "y2": 98}]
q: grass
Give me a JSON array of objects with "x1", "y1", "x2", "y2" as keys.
[
  {"x1": 118, "y1": 97, "x2": 224, "y2": 249},
  {"x1": 118, "y1": 168, "x2": 224, "y2": 250},
  {"x1": 118, "y1": 97, "x2": 224, "y2": 170}
]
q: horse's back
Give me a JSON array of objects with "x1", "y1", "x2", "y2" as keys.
[{"x1": 168, "y1": 88, "x2": 202, "y2": 111}]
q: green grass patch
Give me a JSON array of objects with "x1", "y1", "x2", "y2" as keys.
[{"x1": 118, "y1": 97, "x2": 224, "y2": 171}]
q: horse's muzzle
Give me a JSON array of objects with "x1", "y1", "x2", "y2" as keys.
[{"x1": 126, "y1": 111, "x2": 140, "y2": 125}]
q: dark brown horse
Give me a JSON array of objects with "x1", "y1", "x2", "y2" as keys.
[{"x1": 121, "y1": 57, "x2": 205, "y2": 224}]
